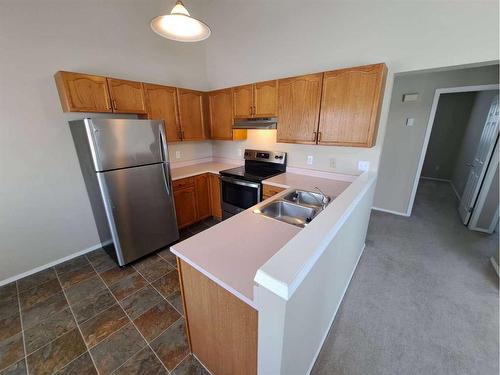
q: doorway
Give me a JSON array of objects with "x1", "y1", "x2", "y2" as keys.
[{"x1": 413, "y1": 85, "x2": 499, "y2": 232}]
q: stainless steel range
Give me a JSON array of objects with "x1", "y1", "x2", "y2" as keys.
[{"x1": 219, "y1": 149, "x2": 287, "y2": 219}]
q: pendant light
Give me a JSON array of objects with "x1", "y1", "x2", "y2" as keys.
[{"x1": 151, "y1": 1, "x2": 211, "y2": 42}]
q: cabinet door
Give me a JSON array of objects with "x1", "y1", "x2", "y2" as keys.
[
  {"x1": 177, "y1": 88, "x2": 206, "y2": 140},
  {"x1": 318, "y1": 64, "x2": 387, "y2": 147},
  {"x1": 208, "y1": 173, "x2": 222, "y2": 219},
  {"x1": 277, "y1": 73, "x2": 323, "y2": 144},
  {"x1": 174, "y1": 186, "x2": 198, "y2": 229},
  {"x1": 233, "y1": 84, "x2": 254, "y2": 118},
  {"x1": 143, "y1": 83, "x2": 181, "y2": 142},
  {"x1": 208, "y1": 89, "x2": 234, "y2": 140},
  {"x1": 195, "y1": 174, "x2": 211, "y2": 220},
  {"x1": 54, "y1": 71, "x2": 112, "y2": 113},
  {"x1": 254, "y1": 80, "x2": 278, "y2": 117},
  {"x1": 107, "y1": 78, "x2": 147, "y2": 114}
]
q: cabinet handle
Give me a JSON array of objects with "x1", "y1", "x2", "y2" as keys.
[
  {"x1": 318, "y1": 132, "x2": 322, "y2": 142},
  {"x1": 253, "y1": 106, "x2": 256, "y2": 116},
  {"x1": 313, "y1": 131, "x2": 317, "y2": 142},
  {"x1": 249, "y1": 106, "x2": 253, "y2": 116},
  {"x1": 181, "y1": 129, "x2": 185, "y2": 139},
  {"x1": 112, "y1": 99, "x2": 117, "y2": 110}
]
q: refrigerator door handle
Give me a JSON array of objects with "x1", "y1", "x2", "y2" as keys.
[{"x1": 158, "y1": 124, "x2": 171, "y2": 196}]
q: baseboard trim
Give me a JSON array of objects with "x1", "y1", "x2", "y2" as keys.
[
  {"x1": 490, "y1": 257, "x2": 500, "y2": 278},
  {"x1": 420, "y1": 176, "x2": 451, "y2": 182},
  {"x1": 0, "y1": 242, "x2": 104, "y2": 286},
  {"x1": 450, "y1": 182, "x2": 461, "y2": 200},
  {"x1": 305, "y1": 244, "x2": 366, "y2": 375},
  {"x1": 371, "y1": 206, "x2": 410, "y2": 217}
]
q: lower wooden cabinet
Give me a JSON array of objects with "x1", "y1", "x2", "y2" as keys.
[
  {"x1": 173, "y1": 173, "x2": 217, "y2": 229},
  {"x1": 173, "y1": 185, "x2": 198, "y2": 229},
  {"x1": 262, "y1": 184, "x2": 285, "y2": 200},
  {"x1": 194, "y1": 174, "x2": 211, "y2": 221},
  {"x1": 179, "y1": 260, "x2": 257, "y2": 375},
  {"x1": 208, "y1": 173, "x2": 222, "y2": 219}
]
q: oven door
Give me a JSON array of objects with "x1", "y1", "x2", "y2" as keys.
[{"x1": 220, "y1": 176, "x2": 261, "y2": 218}]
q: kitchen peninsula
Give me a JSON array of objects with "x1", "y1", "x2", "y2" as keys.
[{"x1": 171, "y1": 165, "x2": 377, "y2": 375}]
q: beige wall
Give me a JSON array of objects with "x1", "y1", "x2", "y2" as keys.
[
  {"x1": 0, "y1": 0, "x2": 208, "y2": 281},
  {"x1": 421, "y1": 92, "x2": 477, "y2": 180},
  {"x1": 374, "y1": 65, "x2": 499, "y2": 215},
  {"x1": 202, "y1": 0, "x2": 499, "y2": 175},
  {"x1": 2, "y1": 0, "x2": 500, "y2": 281}
]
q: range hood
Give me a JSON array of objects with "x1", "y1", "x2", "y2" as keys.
[{"x1": 233, "y1": 117, "x2": 277, "y2": 130}]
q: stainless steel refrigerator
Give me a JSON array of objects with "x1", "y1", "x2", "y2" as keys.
[{"x1": 69, "y1": 118, "x2": 179, "y2": 266}]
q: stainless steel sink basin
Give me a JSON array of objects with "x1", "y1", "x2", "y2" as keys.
[
  {"x1": 282, "y1": 190, "x2": 331, "y2": 208},
  {"x1": 255, "y1": 200, "x2": 319, "y2": 228}
]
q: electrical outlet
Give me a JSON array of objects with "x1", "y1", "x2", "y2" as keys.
[
  {"x1": 307, "y1": 155, "x2": 314, "y2": 165},
  {"x1": 175, "y1": 151, "x2": 181, "y2": 159},
  {"x1": 358, "y1": 160, "x2": 370, "y2": 171},
  {"x1": 329, "y1": 158, "x2": 336, "y2": 168}
]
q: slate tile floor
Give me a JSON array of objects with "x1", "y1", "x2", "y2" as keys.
[{"x1": 0, "y1": 218, "x2": 219, "y2": 375}]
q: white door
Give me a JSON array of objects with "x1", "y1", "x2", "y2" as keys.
[{"x1": 458, "y1": 95, "x2": 499, "y2": 225}]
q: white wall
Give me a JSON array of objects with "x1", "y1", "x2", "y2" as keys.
[
  {"x1": 374, "y1": 65, "x2": 499, "y2": 215},
  {"x1": 0, "y1": 0, "x2": 208, "y2": 282},
  {"x1": 452, "y1": 91, "x2": 499, "y2": 196},
  {"x1": 201, "y1": 0, "x2": 499, "y2": 175}
]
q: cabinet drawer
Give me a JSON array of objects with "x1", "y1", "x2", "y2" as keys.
[
  {"x1": 262, "y1": 184, "x2": 285, "y2": 198},
  {"x1": 173, "y1": 177, "x2": 195, "y2": 190}
]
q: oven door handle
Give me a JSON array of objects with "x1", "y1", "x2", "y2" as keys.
[{"x1": 220, "y1": 176, "x2": 260, "y2": 189}]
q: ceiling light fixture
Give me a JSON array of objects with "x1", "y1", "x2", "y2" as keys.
[{"x1": 150, "y1": 1, "x2": 211, "y2": 42}]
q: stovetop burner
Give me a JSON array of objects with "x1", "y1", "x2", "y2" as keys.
[{"x1": 219, "y1": 149, "x2": 287, "y2": 182}]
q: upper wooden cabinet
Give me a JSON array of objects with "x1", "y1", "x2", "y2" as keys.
[
  {"x1": 177, "y1": 88, "x2": 206, "y2": 141},
  {"x1": 208, "y1": 89, "x2": 247, "y2": 141},
  {"x1": 54, "y1": 71, "x2": 112, "y2": 113},
  {"x1": 208, "y1": 89, "x2": 233, "y2": 140},
  {"x1": 143, "y1": 83, "x2": 181, "y2": 142},
  {"x1": 277, "y1": 73, "x2": 323, "y2": 144},
  {"x1": 107, "y1": 78, "x2": 147, "y2": 114},
  {"x1": 233, "y1": 81, "x2": 278, "y2": 118},
  {"x1": 254, "y1": 80, "x2": 278, "y2": 117},
  {"x1": 318, "y1": 64, "x2": 387, "y2": 147},
  {"x1": 55, "y1": 63, "x2": 386, "y2": 148},
  {"x1": 233, "y1": 84, "x2": 254, "y2": 118}
]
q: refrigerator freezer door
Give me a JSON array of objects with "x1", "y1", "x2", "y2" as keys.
[
  {"x1": 98, "y1": 162, "x2": 179, "y2": 265},
  {"x1": 87, "y1": 118, "x2": 166, "y2": 171}
]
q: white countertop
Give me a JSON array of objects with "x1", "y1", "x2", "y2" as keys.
[
  {"x1": 263, "y1": 172, "x2": 352, "y2": 200},
  {"x1": 170, "y1": 165, "x2": 355, "y2": 308},
  {"x1": 170, "y1": 161, "x2": 241, "y2": 180}
]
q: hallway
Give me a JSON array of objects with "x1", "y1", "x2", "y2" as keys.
[{"x1": 312, "y1": 179, "x2": 498, "y2": 375}]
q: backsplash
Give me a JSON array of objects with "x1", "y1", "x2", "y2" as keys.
[{"x1": 211, "y1": 130, "x2": 378, "y2": 175}]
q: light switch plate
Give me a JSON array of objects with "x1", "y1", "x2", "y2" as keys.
[
  {"x1": 329, "y1": 158, "x2": 336, "y2": 168},
  {"x1": 175, "y1": 151, "x2": 181, "y2": 159},
  {"x1": 307, "y1": 155, "x2": 314, "y2": 165},
  {"x1": 406, "y1": 118, "x2": 415, "y2": 127},
  {"x1": 358, "y1": 161, "x2": 370, "y2": 172},
  {"x1": 402, "y1": 93, "x2": 419, "y2": 102}
]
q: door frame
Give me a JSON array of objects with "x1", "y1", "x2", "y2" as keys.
[{"x1": 407, "y1": 84, "x2": 499, "y2": 216}]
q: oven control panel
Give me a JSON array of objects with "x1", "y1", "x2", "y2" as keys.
[{"x1": 244, "y1": 149, "x2": 287, "y2": 164}]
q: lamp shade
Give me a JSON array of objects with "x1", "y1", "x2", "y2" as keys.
[{"x1": 151, "y1": 1, "x2": 211, "y2": 42}]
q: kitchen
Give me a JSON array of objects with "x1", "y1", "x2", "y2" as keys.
[{"x1": 0, "y1": 1, "x2": 498, "y2": 375}]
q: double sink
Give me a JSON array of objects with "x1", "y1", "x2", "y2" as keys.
[{"x1": 254, "y1": 190, "x2": 332, "y2": 228}]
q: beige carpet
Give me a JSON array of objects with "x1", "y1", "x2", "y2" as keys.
[{"x1": 312, "y1": 179, "x2": 498, "y2": 375}]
